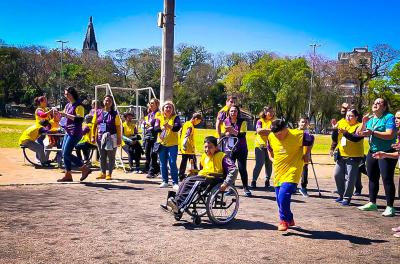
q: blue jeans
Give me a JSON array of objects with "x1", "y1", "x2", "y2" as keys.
[
  {"x1": 62, "y1": 134, "x2": 83, "y2": 171},
  {"x1": 159, "y1": 145, "x2": 178, "y2": 185},
  {"x1": 275, "y1": 182, "x2": 297, "y2": 222}
]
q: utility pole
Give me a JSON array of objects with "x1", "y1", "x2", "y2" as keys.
[
  {"x1": 56, "y1": 40, "x2": 68, "y2": 106},
  {"x1": 159, "y1": 0, "x2": 175, "y2": 105},
  {"x1": 307, "y1": 43, "x2": 321, "y2": 118}
]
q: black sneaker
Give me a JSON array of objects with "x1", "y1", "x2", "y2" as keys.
[
  {"x1": 244, "y1": 188, "x2": 252, "y2": 197},
  {"x1": 299, "y1": 188, "x2": 309, "y2": 197},
  {"x1": 146, "y1": 173, "x2": 156, "y2": 179},
  {"x1": 265, "y1": 181, "x2": 270, "y2": 188},
  {"x1": 354, "y1": 190, "x2": 362, "y2": 196},
  {"x1": 250, "y1": 181, "x2": 257, "y2": 189}
]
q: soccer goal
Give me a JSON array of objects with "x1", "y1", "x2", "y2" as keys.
[{"x1": 94, "y1": 83, "x2": 158, "y2": 172}]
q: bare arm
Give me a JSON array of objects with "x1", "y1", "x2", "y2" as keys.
[{"x1": 373, "y1": 129, "x2": 396, "y2": 140}]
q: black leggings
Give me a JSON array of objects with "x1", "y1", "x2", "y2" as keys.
[
  {"x1": 231, "y1": 151, "x2": 249, "y2": 188},
  {"x1": 366, "y1": 152, "x2": 397, "y2": 206}
]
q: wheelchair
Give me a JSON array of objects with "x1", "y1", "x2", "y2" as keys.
[
  {"x1": 168, "y1": 176, "x2": 240, "y2": 226},
  {"x1": 164, "y1": 135, "x2": 240, "y2": 225}
]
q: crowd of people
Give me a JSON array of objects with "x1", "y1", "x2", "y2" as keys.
[{"x1": 18, "y1": 89, "x2": 399, "y2": 235}]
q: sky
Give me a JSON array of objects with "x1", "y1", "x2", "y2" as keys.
[{"x1": 1, "y1": 0, "x2": 399, "y2": 59}]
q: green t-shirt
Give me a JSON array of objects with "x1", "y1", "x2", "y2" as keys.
[{"x1": 365, "y1": 112, "x2": 396, "y2": 152}]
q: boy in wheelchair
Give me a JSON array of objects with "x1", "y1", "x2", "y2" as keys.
[{"x1": 163, "y1": 136, "x2": 238, "y2": 214}]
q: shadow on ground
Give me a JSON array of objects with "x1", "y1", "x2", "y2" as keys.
[
  {"x1": 173, "y1": 218, "x2": 277, "y2": 231},
  {"x1": 284, "y1": 226, "x2": 389, "y2": 245},
  {"x1": 82, "y1": 182, "x2": 143, "y2": 190}
]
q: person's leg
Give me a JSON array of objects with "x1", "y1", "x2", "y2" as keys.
[
  {"x1": 149, "y1": 141, "x2": 160, "y2": 175},
  {"x1": 158, "y1": 145, "x2": 169, "y2": 183},
  {"x1": 354, "y1": 170, "x2": 363, "y2": 194},
  {"x1": 264, "y1": 149, "x2": 273, "y2": 186},
  {"x1": 252, "y1": 147, "x2": 264, "y2": 183},
  {"x1": 168, "y1": 145, "x2": 179, "y2": 185},
  {"x1": 144, "y1": 140, "x2": 152, "y2": 172},
  {"x1": 82, "y1": 143, "x2": 91, "y2": 162},
  {"x1": 366, "y1": 153, "x2": 380, "y2": 204},
  {"x1": 26, "y1": 141, "x2": 47, "y2": 164},
  {"x1": 301, "y1": 164, "x2": 309, "y2": 189},
  {"x1": 35, "y1": 134, "x2": 45, "y2": 161},
  {"x1": 179, "y1": 154, "x2": 189, "y2": 178},
  {"x1": 97, "y1": 142, "x2": 107, "y2": 174},
  {"x1": 75, "y1": 143, "x2": 84, "y2": 162},
  {"x1": 62, "y1": 135, "x2": 83, "y2": 169},
  {"x1": 334, "y1": 159, "x2": 346, "y2": 198},
  {"x1": 107, "y1": 148, "x2": 117, "y2": 176},
  {"x1": 175, "y1": 176, "x2": 206, "y2": 209},
  {"x1": 343, "y1": 159, "x2": 360, "y2": 200},
  {"x1": 191, "y1": 155, "x2": 198, "y2": 170},
  {"x1": 277, "y1": 182, "x2": 297, "y2": 222},
  {"x1": 237, "y1": 152, "x2": 249, "y2": 188},
  {"x1": 62, "y1": 135, "x2": 75, "y2": 171},
  {"x1": 133, "y1": 145, "x2": 141, "y2": 171},
  {"x1": 378, "y1": 157, "x2": 397, "y2": 207},
  {"x1": 122, "y1": 145, "x2": 134, "y2": 169}
]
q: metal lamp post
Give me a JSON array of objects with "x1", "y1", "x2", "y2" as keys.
[
  {"x1": 56, "y1": 40, "x2": 68, "y2": 106},
  {"x1": 307, "y1": 43, "x2": 321, "y2": 118}
]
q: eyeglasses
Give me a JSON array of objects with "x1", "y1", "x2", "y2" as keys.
[{"x1": 373, "y1": 101, "x2": 383, "y2": 105}]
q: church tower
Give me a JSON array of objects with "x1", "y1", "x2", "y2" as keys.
[{"x1": 82, "y1": 16, "x2": 98, "y2": 57}]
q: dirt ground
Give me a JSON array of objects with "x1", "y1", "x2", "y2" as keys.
[{"x1": 0, "y1": 148, "x2": 399, "y2": 263}]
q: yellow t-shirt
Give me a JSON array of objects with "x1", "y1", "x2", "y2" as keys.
[
  {"x1": 180, "y1": 121, "x2": 196, "y2": 154},
  {"x1": 157, "y1": 114, "x2": 179, "y2": 147},
  {"x1": 123, "y1": 121, "x2": 137, "y2": 137},
  {"x1": 198, "y1": 151, "x2": 225, "y2": 178},
  {"x1": 217, "y1": 105, "x2": 230, "y2": 136},
  {"x1": 78, "y1": 123, "x2": 96, "y2": 145},
  {"x1": 255, "y1": 118, "x2": 273, "y2": 148},
  {"x1": 268, "y1": 129, "x2": 304, "y2": 186},
  {"x1": 337, "y1": 121, "x2": 364, "y2": 157},
  {"x1": 19, "y1": 125, "x2": 42, "y2": 145}
]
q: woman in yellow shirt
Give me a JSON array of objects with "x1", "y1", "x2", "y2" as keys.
[
  {"x1": 333, "y1": 109, "x2": 364, "y2": 206},
  {"x1": 154, "y1": 101, "x2": 182, "y2": 189}
]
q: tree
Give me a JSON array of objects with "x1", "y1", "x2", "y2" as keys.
[{"x1": 240, "y1": 55, "x2": 310, "y2": 123}]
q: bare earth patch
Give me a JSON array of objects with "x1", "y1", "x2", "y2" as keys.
[{"x1": 0, "y1": 148, "x2": 399, "y2": 263}]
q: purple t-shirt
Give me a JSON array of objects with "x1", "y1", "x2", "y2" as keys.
[
  {"x1": 95, "y1": 110, "x2": 118, "y2": 140},
  {"x1": 63, "y1": 102, "x2": 83, "y2": 137},
  {"x1": 223, "y1": 117, "x2": 247, "y2": 154}
]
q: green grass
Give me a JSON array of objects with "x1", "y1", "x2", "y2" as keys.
[{"x1": 0, "y1": 124, "x2": 31, "y2": 148}]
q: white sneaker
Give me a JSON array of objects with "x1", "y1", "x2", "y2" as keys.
[
  {"x1": 172, "y1": 184, "x2": 179, "y2": 191},
  {"x1": 159, "y1": 182, "x2": 169, "y2": 188},
  {"x1": 167, "y1": 197, "x2": 179, "y2": 213}
]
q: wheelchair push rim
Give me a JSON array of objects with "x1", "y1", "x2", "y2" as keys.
[{"x1": 206, "y1": 184, "x2": 239, "y2": 225}]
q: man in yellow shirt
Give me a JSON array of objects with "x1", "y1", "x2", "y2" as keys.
[{"x1": 267, "y1": 119, "x2": 314, "y2": 231}]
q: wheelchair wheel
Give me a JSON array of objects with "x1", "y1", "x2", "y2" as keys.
[
  {"x1": 21, "y1": 146, "x2": 58, "y2": 167},
  {"x1": 206, "y1": 184, "x2": 239, "y2": 225},
  {"x1": 21, "y1": 146, "x2": 41, "y2": 166},
  {"x1": 185, "y1": 198, "x2": 207, "y2": 217}
]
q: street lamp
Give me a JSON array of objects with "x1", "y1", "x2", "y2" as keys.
[
  {"x1": 307, "y1": 43, "x2": 321, "y2": 118},
  {"x1": 56, "y1": 40, "x2": 68, "y2": 106}
]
